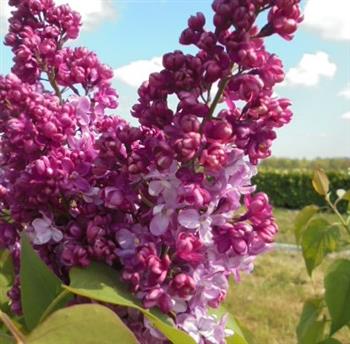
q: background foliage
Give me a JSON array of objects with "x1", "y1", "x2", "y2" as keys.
[{"x1": 254, "y1": 159, "x2": 350, "y2": 210}]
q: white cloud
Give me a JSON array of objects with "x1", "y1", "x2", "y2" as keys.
[
  {"x1": 341, "y1": 112, "x2": 350, "y2": 120},
  {"x1": 338, "y1": 84, "x2": 350, "y2": 99},
  {"x1": 114, "y1": 57, "x2": 163, "y2": 88},
  {"x1": 304, "y1": 0, "x2": 350, "y2": 41},
  {"x1": 282, "y1": 52, "x2": 337, "y2": 87},
  {"x1": 0, "y1": 0, "x2": 116, "y2": 35}
]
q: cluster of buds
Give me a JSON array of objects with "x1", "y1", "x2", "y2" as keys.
[{"x1": 0, "y1": 0, "x2": 302, "y2": 343}]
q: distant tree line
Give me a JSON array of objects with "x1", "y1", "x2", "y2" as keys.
[
  {"x1": 259, "y1": 157, "x2": 350, "y2": 171},
  {"x1": 254, "y1": 169, "x2": 350, "y2": 211}
]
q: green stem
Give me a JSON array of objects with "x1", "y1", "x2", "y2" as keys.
[
  {"x1": 207, "y1": 77, "x2": 231, "y2": 120},
  {"x1": 0, "y1": 311, "x2": 26, "y2": 344},
  {"x1": 39, "y1": 289, "x2": 71, "y2": 323},
  {"x1": 49, "y1": 74, "x2": 63, "y2": 103},
  {"x1": 326, "y1": 198, "x2": 350, "y2": 236}
]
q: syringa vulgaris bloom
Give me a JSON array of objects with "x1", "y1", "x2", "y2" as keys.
[{"x1": 0, "y1": 0, "x2": 302, "y2": 343}]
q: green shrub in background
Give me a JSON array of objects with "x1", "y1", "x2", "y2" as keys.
[
  {"x1": 294, "y1": 169, "x2": 350, "y2": 344},
  {"x1": 254, "y1": 170, "x2": 350, "y2": 211},
  {"x1": 260, "y1": 157, "x2": 350, "y2": 171}
]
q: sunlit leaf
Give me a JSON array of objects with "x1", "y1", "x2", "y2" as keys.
[
  {"x1": 301, "y1": 218, "x2": 340, "y2": 276},
  {"x1": 294, "y1": 205, "x2": 319, "y2": 244},
  {"x1": 26, "y1": 304, "x2": 139, "y2": 344},
  {"x1": 64, "y1": 262, "x2": 195, "y2": 344}
]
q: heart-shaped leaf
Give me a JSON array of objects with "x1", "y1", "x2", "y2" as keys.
[
  {"x1": 294, "y1": 205, "x2": 319, "y2": 244},
  {"x1": 26, "y1": 304, "x2": 139, "y2": 344},
  {"x1": 301, "y1": 218, "x2": 340, "y2": 276},
  {"x1": 64, "y1": 262, "x2": 195, "y2": 344}
]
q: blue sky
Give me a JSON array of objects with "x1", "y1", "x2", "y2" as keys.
[{"x1": 0, "y1": 0, "x2": 349, "y2": 158}]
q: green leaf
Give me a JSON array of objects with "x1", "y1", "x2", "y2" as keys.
[
  {"x1": 26, "y1": 304, "x2": 138, "y2": 344},
  {"x1": 318, "y1": 338, "x2": 342, "y2": 344},
  {"x1": 20, "y1": 234, "x2": 62, "y2": 330},
  {"x1": 301, "y1": 218, "x2": 340, "y2": 276},
  {"x1": 64, "y1": 262, "x2": 196, "y2": 344},
  {"x1": 324, "y1": 259, "x2": 350, "y2": 334},
  {"x1": 0, "y1": 250, "x2": 14, "y2": 312},
  {"x1": 295, "y1": 205, "x2": 319, "y2": 244},
  {"x1": 0, "y1": 332, "x2": 15, "y2": 344},
  {"x1": 0, "y1": 250, "x2": 14, "y2": 283},
  {"x1": 312, "y1": 169, "x2": 329, "y2": 196},
  {"x1": 38, "y1": 290, "x2": 73, "y2": 323},
  {"x1": 209, "y1": 306, "x2": 248, "y2": 344},
  {"x1": 296, "y1": 298, "x2": 326, "y2": 344}
]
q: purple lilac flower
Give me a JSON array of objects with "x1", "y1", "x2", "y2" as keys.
[{"x1": 0, "y1": 0, "x2": 302, "y2": 342}]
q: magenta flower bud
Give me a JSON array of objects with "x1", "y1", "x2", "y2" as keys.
[
  {"x1": 258, "y1": 220, "x2": 278, "y2": 243},
  {"x1": 60, "y1": 242, "x2": 90, "y2": 268},
  {"x1": 175, "y1": 132, "x2": 201, "y2": 162},
  {"x1": 179, "y1": 28, "x2": 200, "y2": 45},
  {"x1": 39, "y1": 39, "x2": 56, "y2": 55},
  {"x1": 197, "y1": 32, "x2": 217, "y2": 51},
  {"x1": 147, "y1": 254, "x2": 170, "y2": 285},
  {"x1": 259, "y1": 54, "x2": 285, "y2": 88},
  {"x1": 170, "y1": 273, "x2": 196, "y2": 298},
  {"x1": 28, "y1": 0, "x2": 44, "y2": 13},
  {"x1": 203, "y1": 61, "x2": 222, "y2": 83},
  {"x1": 72, "y1": 66, "x2": 86, "y2": 83},
  {"x1": 248, "y1": 193, "x2": 269, "y2": 213},
  {"x1": 268, "y1": 4, "x2": 303, "y2": 40},
  {"x1": 99, "y1": 64, "x2": 114, "y2": 80},
  {"x1": 4, "y1": 33, "x2": 17, "y2": 46},
  {"x1": 16, "y1": 45, "x2": 32, "y2": 61},
  {"x1": 200, "y1": 143, "x2": 227, "y2": 171},
  {"x1": 43, "y1": 25, "x2": 60, "y2": 38},
  {"x1": 180, "y1": 184, "x2": 211, "y2": 208},
  {"x1": 213, "y1": 13, "x2": 231, "y2": 31},
  {"x1": 143, "y1": 288, "x2": 172, "y2": 313},
  {"x1": 43, "y1": 121, "x2": 57, "y2": 136},
  {"x1": 203, "y1": 119, "x2": 233, "y2": 142},
  {"x1": 86, "y1": 223, "x2": 105, "y2": 243},
  {"x1": 34, "y1": 159, "x2": 46, "y2": 176},
  {"x1": 163, "y1": 51, "x2": 185, "y2": 70},
  {"x1": 188, "y1": 12, "x2": 205, "y2": 31},
  {"x1": 154, "y1": 142, "x2": 173, "y2": 170},
  {"x1": 178, "y1": 114, "x2": 200, "y2": 133},
  {"x1": 232, "y1": 239, "x2": 248, "y2": 255},
  {"x1": 228, "y1": 74, "x2": 264, "y2": 101},
  {"x1": 176, "y1": 232, "x2": 203, "y2": 265}
]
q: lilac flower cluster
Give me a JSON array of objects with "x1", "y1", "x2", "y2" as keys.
[{"x1": 0, "y1": 0, "x2": 302, "y2": 343}]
